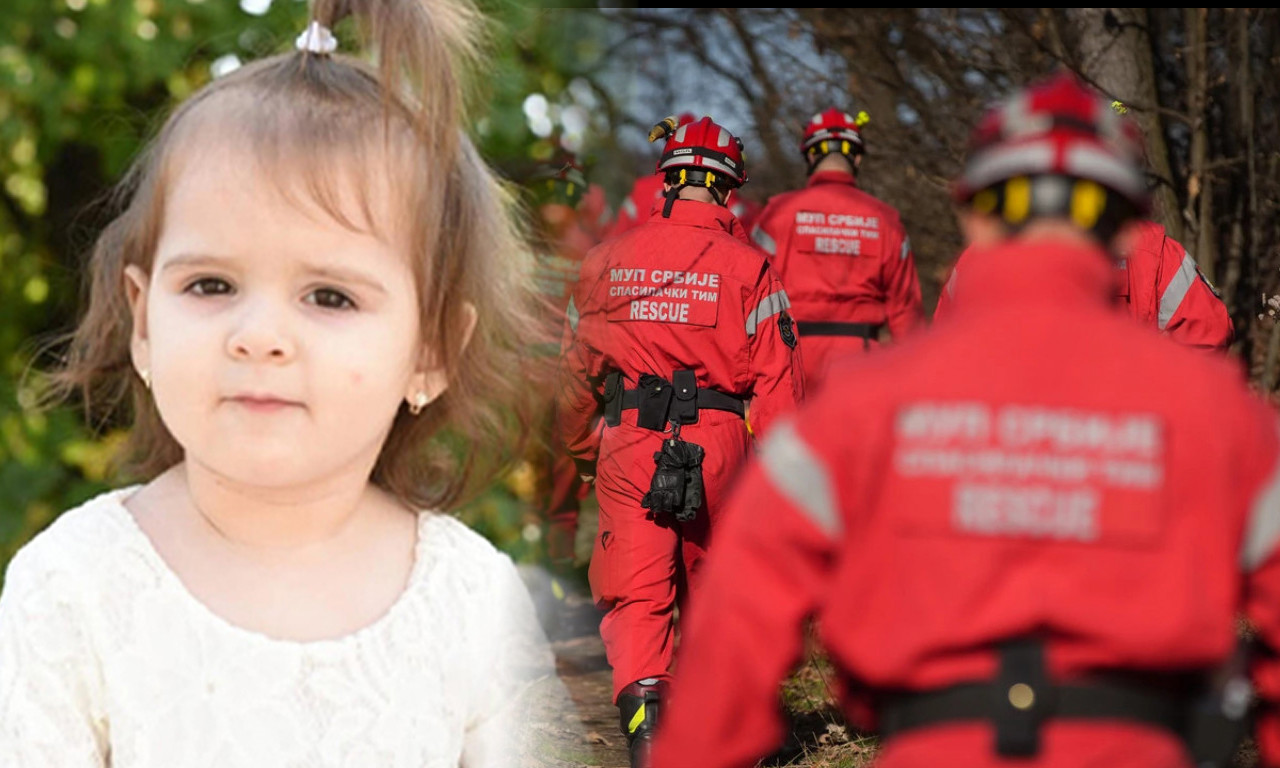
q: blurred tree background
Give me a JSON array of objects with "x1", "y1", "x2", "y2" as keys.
[{"x1": 0, "y1": 0, "x2": 605, "y2": 575}]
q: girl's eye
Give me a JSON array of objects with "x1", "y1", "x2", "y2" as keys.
[
  {"x1": 185, "y1": 277, "x2": 233, "y2": 296},
  {"x1": 307, "y1": 288, "x2": 356, "y2": 311}
]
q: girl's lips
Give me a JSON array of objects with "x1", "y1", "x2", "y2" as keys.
[{"x1": 227, "y1": 395, "x2": 302, "y2": 411}]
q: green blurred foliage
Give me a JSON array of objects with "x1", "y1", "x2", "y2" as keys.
[{"x1": 0, "y1": 0, "x2": 605, "y2": 578}]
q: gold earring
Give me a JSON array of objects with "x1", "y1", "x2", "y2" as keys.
[
  {"x1": 139, "y1": 369, "x2": 151, "y2": 390},
  {"x1": 408, "y1": 392, "x2": 429, "y2": 415}
]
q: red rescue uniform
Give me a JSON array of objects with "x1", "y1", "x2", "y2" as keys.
[
  {"x1": 531, "y1": 209, "x2": 599, "y2": 560},
  {"x1": 558, "y1": 200, "x2": 804, "y2": 701},
  {"x1": 749, "y1": 170, "x2": 924, "y2": 386},
  {"x1": 936, "y1": 220, "x2": 1234, "y2": 351},
  {"x1": 651, "y1": 240, "x2": 1280, "y2": 768}
]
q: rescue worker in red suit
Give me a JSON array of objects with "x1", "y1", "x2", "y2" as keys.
[
  {"x1": 527, "y1": 156, "x2": 599, "y2": 571},
  {"x1": 749, "y1": 108, "x2": 924, "y2": 386},
  {"x1": 936, "y1": 220, "x2": 1233, "y2": 351},
  {"x1": 603, "y1": 113, "x2": 698, "y2": 241},
  {"x1": 935, "y1": 97, "x2": 1233, "y2": 352},
  {"x1": 557, "y1": 114, "x2": 804, "y2": 768},
  {"x1": 651, "y1": 71, "x2": 1280, "y2": 768}
]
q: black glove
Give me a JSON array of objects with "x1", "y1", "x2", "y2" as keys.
[{"x1": 641, "y1": 437, "x2": 705, "y2": 523}]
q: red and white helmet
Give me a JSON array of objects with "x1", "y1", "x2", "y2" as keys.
[
  {"x1": 651, "y1": 115, "x2": 748, "y2": 188},
  {"x1": 801, "y1": 108, "x2": 868, "y2": 162},
  {"x1": 953, "y1": 71, "x2": 1148, "y2": 212}
]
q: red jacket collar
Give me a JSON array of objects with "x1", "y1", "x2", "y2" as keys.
[
  {"x1": 955, "y1": 238, "x2": 1117, "y2": 315},
  {"x1": 647, "y1": 199, "x2": 752, "y2": 245},
  {"x1": 807, "y1": 170, "x2": 858, "y2": 189}
]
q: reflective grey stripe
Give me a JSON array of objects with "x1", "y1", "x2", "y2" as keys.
[
  {"x1": 963, "y1": 142, "x2": 1055, "y2": 194},
  {"x1": 1242, "y1": 424, "x2": 1280, "y2": 570},
  {"x1": 659, "y1": 154, "x2": 739, "y2": 177},
  {"x1": 1158, "y1": 248, "x2": 1199, "y2": 330},
  {"x1": 1065, "y1": 144, "x2": 1147, "y2": 203},
  {"x1": 745, "y1": 290, "x2": 791, "y2": 336},
  {"x1": 752, "y1": 226, "x2": 776, "y2": 255},
  {"x1": 760, "y1": 421, "x2": 840, "y2": 536},
  {"x1": 1001, "y1": 92, "x2": 1036, "y2": 138},
  {"x1": 945, "y1": 270, "x2": 957, "y2": 299},
  {"x1": 566, "y1": 296, "x2": 579, "y2": 333},
  {"x1": 900, "y1": 236, "x2": 911, "y2": 262},
  {"x1": 621, "y1": 197, "x2": 637, "y2": 220}
]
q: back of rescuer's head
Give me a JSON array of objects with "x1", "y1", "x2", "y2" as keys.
[
  {"x1": 649, "y1": 114, "x2": 748, "y2": 216},
  {"x1": 801, "y1": 107, "x2": 870, "y2": 176},
  {"x1": 951, "y1": 71, "x2": 1149, "y2": 247}
]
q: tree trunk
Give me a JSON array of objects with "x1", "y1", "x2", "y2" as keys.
[
  {"x1": 1223, "y1": 8, "x2": 1254, "y2": 316},
  {"x1": 1065, "y1": 8, "x2": 1183, "y2": 242},
  {"x1": 1185, "y1": 7, "x2": 1214, "y2": 280}
]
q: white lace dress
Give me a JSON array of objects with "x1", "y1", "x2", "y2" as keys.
[{"x1": 0, "y1": 487, "x2": 558, "y2": 768}]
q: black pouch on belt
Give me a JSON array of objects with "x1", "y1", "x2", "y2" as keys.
[
  {"x1": 635, "y1": 374, "x2": 674, "y2": 431},
  {"x1": 1187, "y1": 638, "x2": 1255, "y2": 768},
  {"x1": 670, "y1": 370, "x2": 698, "y2": 425},
  {"x1": 602, "y1": 371, "x2": 623, "y2": 428}
]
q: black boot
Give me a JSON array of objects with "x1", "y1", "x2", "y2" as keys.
[{"x1": 617, "y1": 679, "x2": 666, "y2": 768}]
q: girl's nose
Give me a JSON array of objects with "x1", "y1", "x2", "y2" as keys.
[{"x1": 226, "y1": 298, "x2": 297, "y2": 363}]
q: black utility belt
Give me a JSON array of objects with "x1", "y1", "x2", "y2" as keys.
[
  {"x1": 796, "y1": 321, "x2": 882, "y2": 338},
  {"x1": 601, "y1": 370, "x2": 745, "y2": 430},
  {"x1": 618, "y1": 388, "x2": 745, "y2": 418},
  {"x1": 879, "y1": 678, "x2": 1187, "y2": 744},
  {"x1": 873, "y1": 638, "x2": 1249, "y2": 765}
]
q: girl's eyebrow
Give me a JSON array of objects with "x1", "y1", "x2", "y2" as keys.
[{"x1": 159, "y1": 253, "x2": 388, "y2": 296}]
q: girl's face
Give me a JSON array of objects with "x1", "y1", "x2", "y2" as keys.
[{"x1": 125, "y1": 145, "x2": 442, "y2": 490}]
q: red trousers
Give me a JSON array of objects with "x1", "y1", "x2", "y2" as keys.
[{"x1": 588, "y1": 413, "x2": 751, "y2": 702}]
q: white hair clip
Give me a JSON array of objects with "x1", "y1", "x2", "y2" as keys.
[{"x1": 296, "y1": 20, "x2": 338, "y2": 55}]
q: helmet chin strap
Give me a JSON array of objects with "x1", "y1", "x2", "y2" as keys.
[
  {"x1": 662, "y1": 185, "x2": 680, "y2": 218},
  {"x1": 807, "y1": 150, "x2": 859, "y2": 177},
  {"x1": 662, "y1": 184, "x2": 731, "y2": 217}
]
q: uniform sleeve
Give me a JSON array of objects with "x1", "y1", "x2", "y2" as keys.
[
  {"x1": 1156, "y1": 236, "x2": 1234, "y2": 352},
  {"x1": 0, "y1": 545, "x2": 108, "y2": 768},
  {"x1": 1237, "y1": 405, "x2": 1280, "y2": 766},
  {"x1": 933, "y1": 266, "x2": 956, "y2": 323},
  {"x1": 881, "y1": 221, "x2": 925, "y2": 338},
  {"x1": 461, "y1": 552, "x2": 573, "y2": 768},
  {"x1": 932, "y1": 247, "x2": 974, "y2": 325},
  {"x1": 743, "y1": 264, "x2": 805, "y2": 438},
  {"x1": 748, "y1": 209, "x2": 780, "y2": 261},
  {"x1": 649, "y1": 418, "x2": 839, "y2": 768},
  {"x1": 555, "y1": 268, "x2": 606, "y2": 473}
]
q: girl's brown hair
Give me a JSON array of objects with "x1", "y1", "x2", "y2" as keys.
[{"x1": 41, "y1": 0, "x2": 543, "y2": 511}]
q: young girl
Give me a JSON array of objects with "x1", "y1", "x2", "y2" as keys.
[{"x1": 0, "y1": 0, "x2": 564, "y2": 765}]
